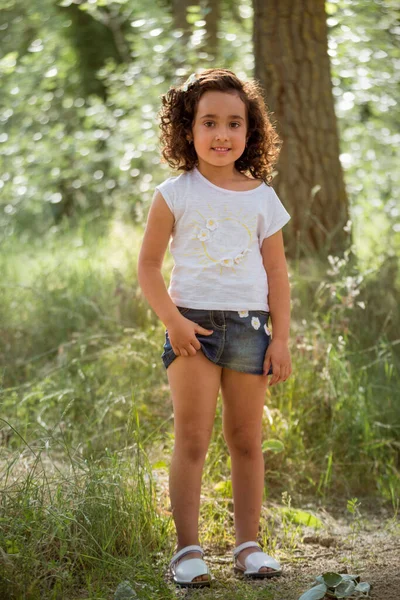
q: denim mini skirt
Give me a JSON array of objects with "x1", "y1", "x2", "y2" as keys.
[{"x1": 161, "y1": 306, "x2": 273, "y2": 376}]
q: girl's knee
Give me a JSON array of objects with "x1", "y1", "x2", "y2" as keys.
[
  {"x1": 174, "y1": 430, "x2": 212, "y2": 462},
  {"x1": 224, "y1": 430, "x2": 262, "y2": 458}
]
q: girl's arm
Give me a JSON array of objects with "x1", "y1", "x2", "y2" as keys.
[
  {"x1": 261, "y1": 229, "x2": 290, "y2": 342},
  {"x1": 138, "y1": 190, "x2": 214, "y2": 357},
  {"x1": 137, "y1": 190, "x2": 181, "y2": 327},
  {"x1": 261, "y1": 229, "x2": 291, "y2": 385}
]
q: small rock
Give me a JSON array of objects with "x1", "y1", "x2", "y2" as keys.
[{"x1": 303, "y1": 536, "x2": 337, "y2": 548}]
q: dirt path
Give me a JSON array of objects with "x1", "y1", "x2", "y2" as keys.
[{"x1": 163, "y1": 507, "x2": 400, "y2": 599}]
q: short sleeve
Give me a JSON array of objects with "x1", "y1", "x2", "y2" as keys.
[
  {"x1": 259, "y1": 186, "x2": 291, "y2": 243},
  {"x1": 155, "y1": 177, "x2": 175, "y2": 215}
]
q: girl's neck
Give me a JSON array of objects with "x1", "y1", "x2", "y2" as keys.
[{"x1": 196, "y1": 163, "x2": 245, "y2": 185}]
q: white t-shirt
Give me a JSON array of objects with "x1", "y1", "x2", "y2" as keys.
[{"x1": 155, "y1": 166, "x2": 291, "y2": 311}]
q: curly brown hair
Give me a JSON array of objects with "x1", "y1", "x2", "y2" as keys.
[{"x1": 158, "y1": 68, "x2": 282, "y2": 184}]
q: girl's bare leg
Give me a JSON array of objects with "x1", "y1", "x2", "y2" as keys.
[
  {"x1": 221, "y1": 368, "x2": 274, "y2": 573},
  {"x1": 167, "y1": 351, "x2": 222, "y2": 581}
]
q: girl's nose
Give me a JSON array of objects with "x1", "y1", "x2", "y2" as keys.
[{"x1": 215, "y1": 130, "x2": 229, "y2": 140}]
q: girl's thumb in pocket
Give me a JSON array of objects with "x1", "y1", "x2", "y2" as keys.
[{"x1": 196, "y1": 325, "x2": 214, "y2": 335}]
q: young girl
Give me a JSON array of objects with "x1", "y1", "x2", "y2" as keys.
[{"x1": 138, "y1": 68, "x2": 292, "y2": 587}]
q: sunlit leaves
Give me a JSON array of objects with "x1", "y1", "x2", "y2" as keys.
[
  {"x1": 262, "y1": 439, "x2": 285, "y2": 453},
  {"x1": 0, "y1": 52, "x2": 18, "y2": 75},
  {"x1": 280, "y1": 508, "x2": 323, "y2": 529},
  {"x1": 0, "y1": 0, "x2": 398, "y2": 259},
  {"x1": 0, "y1": 0, "x2": 257, "y2": 236},
  {"x1": 328, "y1": 0, "x2": 400, "y2": 264}
]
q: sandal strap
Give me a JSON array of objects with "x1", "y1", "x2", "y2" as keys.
[
  {"x1": 233, "y1": 541, "x2": 262, "y2": 558},
  {"x1": 169, "y1": 544, "x2": 204, "y2": 568}
]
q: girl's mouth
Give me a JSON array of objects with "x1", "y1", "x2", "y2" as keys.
[{"x1": 212, "y1": 148, "x2": 230, "y2": 153}]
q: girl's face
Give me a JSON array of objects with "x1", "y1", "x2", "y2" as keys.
[{"x1": 190, "y1": 91, "x2": 248, "y2": 171}]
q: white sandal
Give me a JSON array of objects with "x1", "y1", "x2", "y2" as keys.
[
  {"x1": 169, "y1": 544, "x2": 211, "y2": 587},
  {"x1": 233, "y1": 541, "x2": 282, "y2": 578}
]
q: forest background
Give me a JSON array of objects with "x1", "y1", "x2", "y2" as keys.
[{"x1": 0, "y1": 0, "x2": 399, "y2": 599}]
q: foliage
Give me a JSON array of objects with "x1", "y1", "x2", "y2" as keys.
[
  {"x1": 2, "y1": 218, "x2": 399, "y2": 496},
  {"x1": 0, "y1": 405, "x2": 173, "y2": 599},
  {"x1": 0, "y1": 0, "x2": 399, "y2": 270},
  {"x1": 327, "y1": 0, "x2": 400, "y2": 266},
  {"x1": 0, "y1": 0, "x2": 254, "y2": 237},
  {"x1": 1, "y1": 217, "x2": 398, "y2": 597},
  {"x1": 298, "y1": 572, "x2": 371, "y2": 600}
]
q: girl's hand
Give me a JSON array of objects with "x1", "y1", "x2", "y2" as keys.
[
  {"x1": 167, "y1": 316, "x2": 213, "y2": 357},
  {"x1": 263, "y1": 339, "x2": 292, "y2": 386}
]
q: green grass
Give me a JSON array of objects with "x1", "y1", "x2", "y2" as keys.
[{"x1": 0, "y1": 215, "x2": 399, "y2": 598}]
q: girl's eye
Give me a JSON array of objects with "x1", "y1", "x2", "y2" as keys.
[{"x1": 203, "y1": 122, "x2": 241, "y2": 128}]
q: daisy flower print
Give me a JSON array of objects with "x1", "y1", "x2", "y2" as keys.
[
  {"x1": 206, "y1": 218, "x2": 218, "y2": 231},
  {"x1": 197, "y1": 229, "x2": 210, "y2": 242},
  {"x1": 188, "y1": 204, "x2": 256, "y2": 275},
  {"x1": 220, "y1": 257, "x2": 234, "y2": 268},
  {"x1": 264, "y1": 324, "x2": 271, "y2": 336},
  {"x1": 238, "y1": 310, "x2": 249, "y2": 318}
]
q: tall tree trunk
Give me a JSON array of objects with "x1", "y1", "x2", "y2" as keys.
[
  {"x1": 172, "y1": 0, "x2": 192, "y2": 45},
  {"x1": 57, "y1": 4, "x2": 129, "y2": 100},
  {"x1": 204, "y1": 0, "x2": 221, "y2": 60},
  {"x1": 253, "y1": 0, "x2": 351, "y2": 260}
]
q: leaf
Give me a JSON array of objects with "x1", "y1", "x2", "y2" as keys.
[
  {"x1": 0, "y1": 52, "x2": 18, "y2": 75},
  {"x1": 262, "y1": 439, "x2": 285, "y2": 453},
  {"x1": 214, "y1": 480, "x2": 232, "y2": 498},
  {"x1": 355, "y1": 582, "x2": 371, "y2": 593},
  {"x1": 325, "y1": 2, "x2": 338, "y2": 15},
  {"x1": 152, "y1": 460, "x2": 167, "y2": 469},
  {"x1": 281, "y1": 508, "x2": 323, "y2": 529},
  {"x1": 322, "y1": 572, "x2": 343, "y2": 588},
  {"x1": 6, "y1": 539, "x2": 20, "y2": 554},
  {"x1": 298, "y1": 583, "x2": 327, "y2": 600},
  {"x1": 340, "y1": 574, "x2": 360, "y2": 583},
  {"x1": 335, "y1": 580, "x2": 356, "y2": 598},
  {"x1": 114, "y1": 581, "x2": 137, "y2": 599}
]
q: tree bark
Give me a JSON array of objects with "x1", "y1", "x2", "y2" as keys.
[
  {"x1": 253, "y1": 0, "x2": 351, "y2": 259},
  {"x1": 204, "y1": 0, "x2": 221, "y2": 60},
  {"x1": 57, "y1": 3, "x2": 128, "y2": 100},
  {"x1": 172, "y1": 0, "x2": 192, "y2": 44}
]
